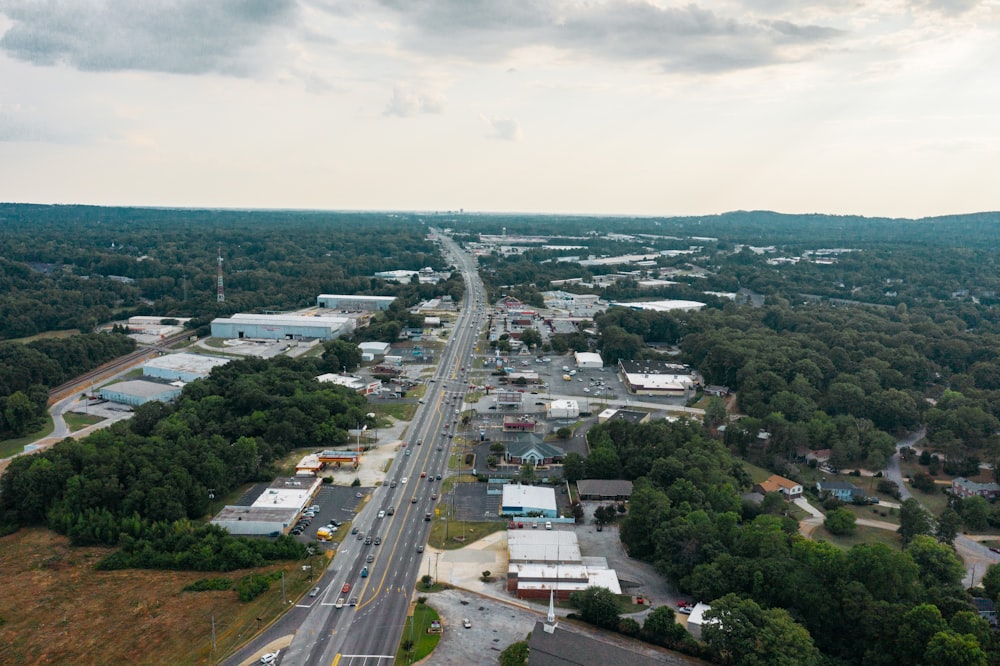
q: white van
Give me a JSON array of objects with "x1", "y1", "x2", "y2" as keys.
[{"x1": 545, "y1": 521, "x2": 553, "y2": 530}]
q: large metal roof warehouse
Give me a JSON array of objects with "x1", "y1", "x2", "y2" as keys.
[
  {"x1": 210, "y1": 313, "x2": 354, "y2": 341},
  {"x1": 316, "y1": 294, "x2": 396, "y2": 311},
  {"x1": 143, "y1": 352, "x2": 230, "y2": 382}
]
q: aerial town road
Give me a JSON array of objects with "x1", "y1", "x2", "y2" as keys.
[{"x1": 224, "y1": 233, "x2": 486, "y2": 666}]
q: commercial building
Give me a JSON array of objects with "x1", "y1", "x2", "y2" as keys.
[
  {"x1": 686, "y1": 603, "x2": 717, "y2": 640},
  {"x1": 211, "y1": 313, "x2": 354, "y2": 341},
  {"x1": 316, "y1": 373, "x2": 382, "y2": 395},
  {"x1": 573, "y1": 351, "x2": 604, "y2": 369},
  {"x1": 143, "y1": 352, "x2": 230, "y2": 382},
  {"x1": 608, "y1": 299, "x2": 705, "y2": 312},
  {"x1": 100, "y1": 379, "x2": 182, "y2": 406},
  {"x1": 547, "y1": 399, "x2": 579, "y2": 419},
  {"x1": 618, "y1": 359, "x2": 695, "y2": 397},
  {"x1": 507, "y1": 563, "x2": 622, "y2": 600},
  {"x1": 211, "y1": 476, "x2": 322, "y2": 536},
  {"x1": 501, "y1": 484, "x2": 558, "y2": 517},
  {"x1": 496, "y1": 390, "x2": 523, "y2": 408},
  {"x1": 576, "y1": 480, "x2": 634, "y2": 501},
  {"x1": 316, "y1": 294, "x2": 396, "y2": 311},
  {"x1": 508, "y1": 530, "x2": 582, "y2": 564},
  {"x1": 358, "y1": 341, "x2": 391, "y2": 357}
]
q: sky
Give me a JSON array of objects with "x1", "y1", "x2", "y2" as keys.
[{"x1": 1, "y1": 0, "x2": 998, "y2": 218}]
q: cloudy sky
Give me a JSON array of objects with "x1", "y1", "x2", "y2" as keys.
[{"x1": 1, "y1": 0, "x2": 998, "y2": 217}]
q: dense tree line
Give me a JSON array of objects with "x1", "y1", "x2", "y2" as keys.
[
  {"x1": 601, "y1": 419, "x2": 993, "y2": 665},
  {"x1": 0, "y1": 356, "x2": 367, "y2": 570},
  {"x1": 0, "y1": 332, "x2": 135, "y2": 438},
  {"x1": 0, "y1": 204, "x2": 446, "y2": 341}
]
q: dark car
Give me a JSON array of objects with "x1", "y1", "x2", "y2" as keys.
[
  {"x1": 374, "y1": 536, "x2": 382, "y2": 545},
  {"x1": 364, "y1": 535, "x2": 373, "y2": 545}
]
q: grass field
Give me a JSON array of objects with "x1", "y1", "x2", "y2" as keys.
[
  {"x1": 814, "y1": 524, "x2": 903, "y2": 551},
  {"x1": 0, "y1": 528, "x2": 324, "y2": 665},
  {"x1": 375, "y1": 402, "x2": 417, "y2": 422},
  {"x1": 63, "y1": 412, "x2": 105, "y2": 432},
  {"x1": 6, "y1": 329, "x2": 81, "y2": 344},
  {"x1": 396, "y1": 601, "x2": 441, "y2": 664},
  {"x1": 0, "y1": 415, "x2": 55, "y2": 459},
  {"x1": 426, "y1": 490, "x2": 505, "y2": 550}
]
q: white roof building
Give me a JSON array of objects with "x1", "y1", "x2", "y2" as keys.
[
  {"x1": 547, "y1": 399, "x2": 580, "y2": 419},
  {"x1": 686, "y1": 603, "x2": 717, "y2": 640},
  {"x1": 502, "y1": 484, "x2": 558, "y2": 517},
  {"x1": 508, "y1": 563, "x2": 622, "y2": 596},
  {"x1": 143, "y1": 352, "x2": 230, "y2": 382},
  {"x1": 609, "y1": 299, "x2": 706, "y2": 312},
  {"x1": 508, "y1": 530, "x2": 582, "y2": 564},
  {"x1": 316, "y1": 373, "x2": 382, "y2": 395},
  {"x1": 574, "y1": 351, "x2": 604, "y2": 369}
]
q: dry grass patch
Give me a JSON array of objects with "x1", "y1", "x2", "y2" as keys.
[{"x1": 0, "y1": 528, "x2": 318, "y2": 665}]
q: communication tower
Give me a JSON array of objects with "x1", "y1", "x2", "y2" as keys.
[{"x1": 216, "y1": 246, "x2": 225, "y2": 303}]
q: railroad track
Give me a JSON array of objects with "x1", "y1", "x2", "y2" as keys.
[{"x1": 46, "y1": 330, "x2": 193, "y2": 404}]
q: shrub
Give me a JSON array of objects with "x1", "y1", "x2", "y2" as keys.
[
  {"x1": 183, "y1": 577, "x2": 233, "y2": 592},
  {"x1": 236, "y1": 572, "x2": 280, "y2": 602}
]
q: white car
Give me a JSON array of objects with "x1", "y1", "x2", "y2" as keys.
[
  {"x1": 463, "y1": 618, "x2": 472, "y2": 628},
  {"x1": 260, "y1": 652, "x2": 278, "y2": 664},
  {"x1": 401, "y1": 477, "x2": 408, "y2": 484},
  {"x1": 378, "y1": 510, "x2": 386, "y2": 519}
]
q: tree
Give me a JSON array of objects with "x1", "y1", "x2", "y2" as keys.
[
  {"x1": 824, "y1": 508, "x2": 857, "y2": 536},
  {"x1": 562, "y1": 452, "x2": 585, "y2": 483},
  {"x1": 703, "y1": 593, "x2": 819, "y2": 666},
  {"x1": 704, "y1": 396, "x2": 729, "y2": 430},
  {"x1": 518, "y1": 463, "x2": 535, "y2": 484},
  {"x1": 906, "y1": 535, "x2": 965, "y2": 588},
  {"x1": 937, "y1": 508, "x2": 962, "y2": 545},
  {"x1": 981, "y1": 563, "x2": 1000, "y2": 600},
  {"x1": 923, "y1": 631, "x2": 988, "y2": 666},
  {"x1": 498, "y1": 640, "x2": 529, "y2": 666},
  {"x1": 960, "y1": 496, "x2": 991, "y2": 531},
  {"x1": 895, "y1": 603, "x2": 948, "y2": 665},
  {"x1": 569, "y1": 586, "x2": 622, "y2": 630},
  {"x1": 556, "y1": 426, "x2": 572, "y2": 440},
  {"x1": 481, "y1": 570, "x2": 492, "y2": 582},
  {"x1": 519, "y1": 328, "x2": 542, "y2": 349},
  {"x1": 3, "y1": 390, "x2": 37, "y2": 437},
  {"x1": 321, "y1": 339, "x2": 362, "y2": 372},
  {"x1": 420, "y1": 574, "x2": 433, "y2": 589},
  {"x1": 642, "y1": 606, "x2": 689, "y2": 647},
  {"x1": 898, "y1": 498, "x2": 933, "y2": 546}
]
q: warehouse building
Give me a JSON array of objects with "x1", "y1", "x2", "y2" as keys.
[
  {"x1": 211, "y1": 313, "x2": 354, "y2": 341},
  {"x1": 618, "y1": 359, "x2": 695, "y2": 397},
  {"x1": 501, "y1": 484, "x2": 558, "y2": 518},
  {"x1": 316, "y1": 294, "x2": 396, "y2": 311},
  {"x1": 316, "y1": 373, "x2": 382, "y2": 395},
  {"x1": 212, "y1": 477, "x2": 322, "y2": 536},
  {"x1": 359, "y1": 341, "x2": 391, "y2": 357},
  {"x1": 508, "y1": 530, "x2": 582, "y2": 564},
  {"x1": 574, "y1": 351, "x2": 604, "y2": 369},
  {"x1": 143, "y1": 352, "x2": 230, "y2": 382},
  {"x1": 100, "y1": 379, "x2": 182, "y2": 406},
  {"x1": 507, "y1": 563, "x2": 622, "y2": 600}
]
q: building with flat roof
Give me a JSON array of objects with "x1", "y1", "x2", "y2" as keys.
[
  {"x1": 507, "y1": 563, "x2": 621, "y2": 600},
  {"x1": 100, "y1": 379, "x2": 182, "y2": 406},
  {"x1": 502, "y1": 484, "x2": 558, "y2": 517},
  {"x1": 358, "y1": 341, "x2": 391, "y2": 357},
  {"x1": 143, "y1": 352, "x2": 230, "y2": 382},
  {"x1": 211, "y1": 476, "x2": 322, "y2": 536},
  {"x1": 618, "y1": 359, "x2": 695, "y2": 397},
  {"x1": 508, "y1": 530, "x2": 582, "y2": 564},
  {"x1": 574, "y1": 351, "x2": 604, "y2": 369},
  {"x1": 316, "y1": 373, "x2": 382, "y2": 395},
  {"x1": 609, "y1": 299, "x2": 705, "y2": 312},
  {"x1": 605, "y1": 409, "x2": 651, "y2": 425},
  {"x1": 576, "y1": 480, "x2": 634, "y2": 501},
  {"x1": 547, "y1": 399, "x2": 579, "y2": 419},
  {"x1": 316, "y1": 294, "x2": 396, "y2": 311},
  {"x1": 211, "y1": 313, "x2": 353, "y2": 341}
]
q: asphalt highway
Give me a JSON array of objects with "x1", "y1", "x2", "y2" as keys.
[{"x1": 232, "y1": 232, "x2": 487, "y2": 666}]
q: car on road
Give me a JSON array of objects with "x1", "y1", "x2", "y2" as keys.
[
  {"x1": 336, "y1": 597, "x2": 345, "y2": 609},
  {"x1": 417, "y1": 544, "x2": 424, "y2": 552},
  {"x1": 366, "y1": 553, "x2": 375, "y2": 562},
  {"x1": 310, "y1": 586, "x2": 321, "y2": 597},
  {"x1": 463, "y1": 618, "x2": 472, "y2": 628},
  {"x1": 356, "y1": 532, "x2": 364, "y2": 540},
  {"x1": 405, "y1": 449, "x2": 411, "y2": 456},
  {"x1": 436, "y1": 474, "x2": 442, "y2": 480},
  {"x1": 374, "y1": 536, "x2": 382, "y2": 545},
  {"x1": 351, "y1": 526, "x2": 358, "y2": 534},
  {"x1": 387, "y1": 506, "x2": 395, "y2": 515},
  {"x1": 401, "y1": 477, "x2": 408, "y2": 484},
  {"x1": 431, "y1": 494, "x2": 438, "y2": 500},
  {"x1": 437, "y1": 445, "x2": 443, "y2": 451},
  {"x1": 342, "y1": 582, "x2": 351, "y2": 594},
  {"x1": 349, "y1": 596, "x2": 358, "y2": 606},
  {"x1": 420, "y1": 472, "x2": 427, "y2": 478},
  {"x1": 364, "y1": 535, "x2": 373, "y2": 545},
  {"x1": 260, "y1": 652, "x2": 278, "y2": 664},
  {"x1": 390, "y1": 481, "x2": 397, "y2": 488},
  {"x1": 378, "y1": 510, "x2": 386, "y2": 519},
  {"x1": 361, "y1": 566, "x2": 369, "y2": 577},
  {"x1": 411, "y1": 497, "x2": 418, "y2": 503}
]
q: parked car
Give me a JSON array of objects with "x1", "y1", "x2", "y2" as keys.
[
  {"x1": 463, "y1": 618, "x2": 472, "y2": 628},
  {"x1": 260, "y1": 653, "x2": 278, "y2": 664}
]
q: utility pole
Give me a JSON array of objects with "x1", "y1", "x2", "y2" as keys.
[
  {"x1": 281, "y1": 570, "x2": 286, "y2": 605},
  {"x1": 211, "y1": 614, "x2": 217, "y2": 654}
]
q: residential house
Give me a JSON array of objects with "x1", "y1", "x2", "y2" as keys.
[
  {"x1": 754, "y1": 474, "x2": 803, "y2": 499},
  {"x1": 952, "y1": 477, "x2": 1000, "y2": 500},
  {"x1": 816, "y1": 481, "x2": 865, "y2": 503}
]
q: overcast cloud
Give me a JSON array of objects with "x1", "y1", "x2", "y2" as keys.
[{"x1": 0, "y1": 0, "x2": 997, "y2": 217}]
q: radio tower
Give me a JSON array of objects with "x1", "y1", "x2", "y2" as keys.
[{"x1": 216, "y1": 246, "x2": 225, "y2": 303}]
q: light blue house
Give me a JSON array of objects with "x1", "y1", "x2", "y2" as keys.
[{"x1": 816, "y1": 481, "x2": 865, "y2": 502}]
